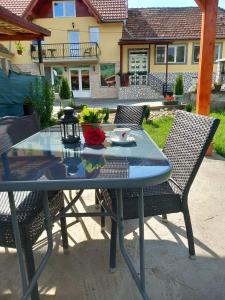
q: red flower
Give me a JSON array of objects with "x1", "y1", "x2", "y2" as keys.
[{"x1": 84, "y1": 127, "x2": 106, "y2": 145}]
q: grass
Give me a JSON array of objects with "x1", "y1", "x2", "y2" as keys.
[
  {"x1": 143, "y1": 116, "x2": 174, "y2": 149},
  {"x1": 143, "y1": 112, "x2": 225, "y2": 158}
]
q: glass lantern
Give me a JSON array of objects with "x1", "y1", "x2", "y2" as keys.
[{"x1": 60, "y1": 107, "x2": 80, "y2": 144}]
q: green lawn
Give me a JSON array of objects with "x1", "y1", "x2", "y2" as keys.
[{"x1": 143, "y1": 113, "x2": 225, "y2": 158}]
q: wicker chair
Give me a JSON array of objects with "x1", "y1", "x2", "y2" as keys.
[
  {"x1": 114, "y1": 105, "x2": 146, "y2": 125},
  {"x1": 100, "y1": 111, "x2": 220, "y2": 269},
  {"x1": 0, "y1": 114, "x2": 68, "y2": 300},
  {"x1": 95, "y1": 105, "x2": 146, "y2": 208}
]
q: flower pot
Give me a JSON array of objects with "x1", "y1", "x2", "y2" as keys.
[
  {"x1": 81, "y1": 123, "x2": 100, "y2": 134},
  {"x1": 17, "y1": 49, "x2": 23, "y2": 55}
]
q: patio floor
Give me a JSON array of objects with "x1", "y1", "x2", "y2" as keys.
[{"x1": 0, "y1": 154, "x2": 225, "y2": 300}]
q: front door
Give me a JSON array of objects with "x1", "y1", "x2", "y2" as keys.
[
  {"x1": 70, "y1": 68, "x2": 91, "y2": 98},
  {"x1": 129, "y1": 50, "x2": 148, "y2": 85}
]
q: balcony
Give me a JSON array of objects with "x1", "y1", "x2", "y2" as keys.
[{"x1": 31, "y1": 42, "x2": 100, "y2": 62}]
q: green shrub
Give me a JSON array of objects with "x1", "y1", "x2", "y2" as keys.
[
  {"x1": 185, "y1": 103, "x2": 193, "y2": 112},
  {"x1": 59, "y1": 77, "x2": 71, "y2": 99},
  {"x1": 143, "y1": 105, "x2": 150, "y2": 121},
  {"x1": 102, "y1": 108, "x2": 110, "y2": 123},
  {"x1": 29, "y1": 78, "x2": 55, "y2": 128},
  {"x1": 57, "y1": 109, "x2": 64, "y2": 119},
  {"x1": 174, "y1": 74, "x2": 184, "y2": 95}
]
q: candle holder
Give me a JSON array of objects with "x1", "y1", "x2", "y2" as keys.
[{"x1": 60, "y1": 107, "x2": 80, "y2": 144}]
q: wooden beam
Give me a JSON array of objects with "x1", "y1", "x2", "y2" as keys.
[
  {"x1": 195, "y1": 0, "x2": 205, "y2": 12},
  {"x1": 0, "y1": 34, "x2": 43, "y2": 41},
  {"x1": 196, "y1": 0, "x2": 218, "y2": 116},
  {"x1": 0, "y1": 28, "x2": 15, "y2": 35}
]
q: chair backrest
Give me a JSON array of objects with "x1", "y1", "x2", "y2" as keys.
[
  {"x1": 0, "y1": 113, "x2": 40, "y2": 154},
  {"x1": 114, "y1": 105, "x2": 145, "y2": 125},
  {"x1": 163, "y1": 110, "x2": 220, "y2": 196}
]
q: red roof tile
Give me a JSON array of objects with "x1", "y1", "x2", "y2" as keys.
[
  {"x1": 0, "y1": 0, "x2": 128, "y2": 21},
  {"x1": 122, "y1": 7, "x2": 225, "y2": 41},
  {"x1": 0, "y1": 0, "x2": 30, "y2": 17},
  {"x1": 88, "y1": 0, "x2": 128, "y2": 21}
]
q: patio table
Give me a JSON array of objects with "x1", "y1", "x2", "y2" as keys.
[{"x1": 0, "y1": 124, "x2": 172, "y2": 300}]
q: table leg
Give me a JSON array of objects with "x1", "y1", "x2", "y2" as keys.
[
  {"x1": 116, "y1": 188, "x2": 150, "y2": 300},
  {"x1": 8, "y1": 192, "x2": 28, "y2": 295},
  {"x1": 22, "y1": 191, "x2": 53, "y2": 300}
]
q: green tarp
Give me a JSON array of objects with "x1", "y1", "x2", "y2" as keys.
[{"x1": 0, "y1": 69, "x2": 39, "y2": 117}]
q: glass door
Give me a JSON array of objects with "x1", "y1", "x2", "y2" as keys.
[
  {"x1": 129, "y1": 50, "x2": 148, "y2": 85},
  {"x1": 69, "y1": 31, "x2": 80, "y2": 58},
  {"x1": 70, "y1": 68, "x2": 91, "y2": 98}
]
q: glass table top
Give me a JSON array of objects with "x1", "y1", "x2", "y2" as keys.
[{"x1": 0, "y1": 124, "x2": 172, "y2": 191}]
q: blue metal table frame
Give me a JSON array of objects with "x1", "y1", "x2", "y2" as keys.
[{"x1": 0, "y1": 125, "x2": 172, "y2": 300}]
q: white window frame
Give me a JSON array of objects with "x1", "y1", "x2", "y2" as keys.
[
  {"x1": 53, "y1": 1, "x2": 76, "y2": 18},
  {"x1": 89, "y1": 27, "x2": 100, "y2": 45},
  {"x1": 155, "y1": 44, "x2": 187, "y2": 64},
  {"x1": 192, "y1": 43, "x2": 223, "y2": 64}
]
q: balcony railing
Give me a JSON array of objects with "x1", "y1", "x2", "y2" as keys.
[{"x1": 31, "y1": 42, "x2": 100, "y2": 61}]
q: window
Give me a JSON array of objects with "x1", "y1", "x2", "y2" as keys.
[
  {"x1": 100, "y1": 64, "x2": 116, "y2": 87},
  {"x1": 192, "y1": 43, "x2": 222, "y2": 63},
  {"x1": 53, "y1": 1, "x2": 75, "y2": 17},
  {"x1": 156, "y1": 45, "x2": 186, "y2": 64},
  {"x1": 89, "y1": 27, "x2": 99, "y2": 44}
]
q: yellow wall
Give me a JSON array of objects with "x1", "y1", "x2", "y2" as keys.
[
  {"x1": 6, "y1": 16, "x2": 123, "y2": 65},
  {"x1": 122, "y1": 40, "x2": 225, "y2": 73}
]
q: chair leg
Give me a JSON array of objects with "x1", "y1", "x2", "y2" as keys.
[
  {"x1": 95, "y1": 190, "x2": 100, "y2": 209},
  {"x1": 23, "y1": 239, "x2": 40, "y2": 300},
  {"x1": 101, "y1": 205, "x2": 105, "y2": 232},
  {"x1": 60, "y1": 207, "x2": 69, "y2": 250},
  {"x1": 162, "y1": 214, "x2": 168, "y2": 223},
  {"x1": 183, "y1": 207, "x2": 195, "y2": 258},
  {"x1": 110, "y1": 218, "x2": 117, "y2": 271}
]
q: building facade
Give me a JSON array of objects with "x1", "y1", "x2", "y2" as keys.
[{"x1": 1, "y1": 1, "x2": 225, "y2": 100}]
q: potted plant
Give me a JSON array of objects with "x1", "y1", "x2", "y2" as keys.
[
  {"x1": 214, "y1": 81, "x2": 222, "y2": 93},
  {"x1": 80, "y1": 107, "x2": 105, "y2": 133},
  {"x1": 15, "y1": 42, "x2": 25, "y2": 55},
  {"x1": 59, "y1": 77, "x2": 71, "y2": 105},
  {"x1": 174, "y1": 74, "x2": 184, "y2": 103},
  {"x1": 23, "y1": 96, "x2": 34, "y2": 115},
  {"x1": 163, "y1": 93, "x2": 178, "y2": 106}
]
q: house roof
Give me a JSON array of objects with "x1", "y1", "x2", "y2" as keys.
[
  {"x1": 0, "y1": 0, "x2": 128, "y2": 22},
  {"x1": 0, "y1": 4, "x2": 50, "y2": 40},
  {"x1": 0, "y1": 0, "x2": 31, "y2": 17},
  {"x1": 87, "y1": 0, "x2": 128, "y2": 21},
  {"x1": 122, "y1": 7, "x2": 225, "y2": 42}
]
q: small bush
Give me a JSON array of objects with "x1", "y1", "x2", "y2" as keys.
[
  {"x1": 185, "y1": 103, "x2": 193, "y2": 112},
  {"x1": 143, "y1": 105, "x2": 150, "y2": 121},
  {"x1": 29, "y1": 78, "x2": 55, "y2": 128},
  {"x1": 57, "y1": 109, "x2": 64, "y2": 119},
  {"x1": 102, "y1": 108, "x2": 110, "y2": 123},
  {"x1": 174, "y1": 74, "x2": 184, "y2": 95},
  {"x1": 59, "y1": 77, "x2": 71, "y2": 99}
]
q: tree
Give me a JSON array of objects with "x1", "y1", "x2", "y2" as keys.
[
  {"x1": 59, "y1": 77, "x2": 71, "y2": 99},
  {"x1": 174, "y1": 74, "x2": 184, "y2": 95}
]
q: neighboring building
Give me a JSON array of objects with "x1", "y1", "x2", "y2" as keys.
[{"x1": 1, "y1": 1, "x2": 225, "y2": 99}]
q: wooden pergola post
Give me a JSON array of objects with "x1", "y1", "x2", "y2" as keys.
[{"x1": 195, "y1": 0, "x2": 219, "y2": 116}]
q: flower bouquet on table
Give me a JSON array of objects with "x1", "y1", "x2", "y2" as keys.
[
  {"x1": 83, "y1": 126, "x2": 106, "y2": 145},
  {"x1": 80, "y1": 107, "x2": 107, "y2": 145}
]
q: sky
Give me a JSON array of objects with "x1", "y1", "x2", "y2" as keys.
[{"x1": 128, "y1": 0, "x2": 225, "y2": 9}]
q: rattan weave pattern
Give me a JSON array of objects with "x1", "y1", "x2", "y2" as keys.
[
  {"x1": 114, "y1": 105, "x2": 146, "y2": 125},
  {"x1": 101, "y1": 111, "x2": 220, "y2": 260}
]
